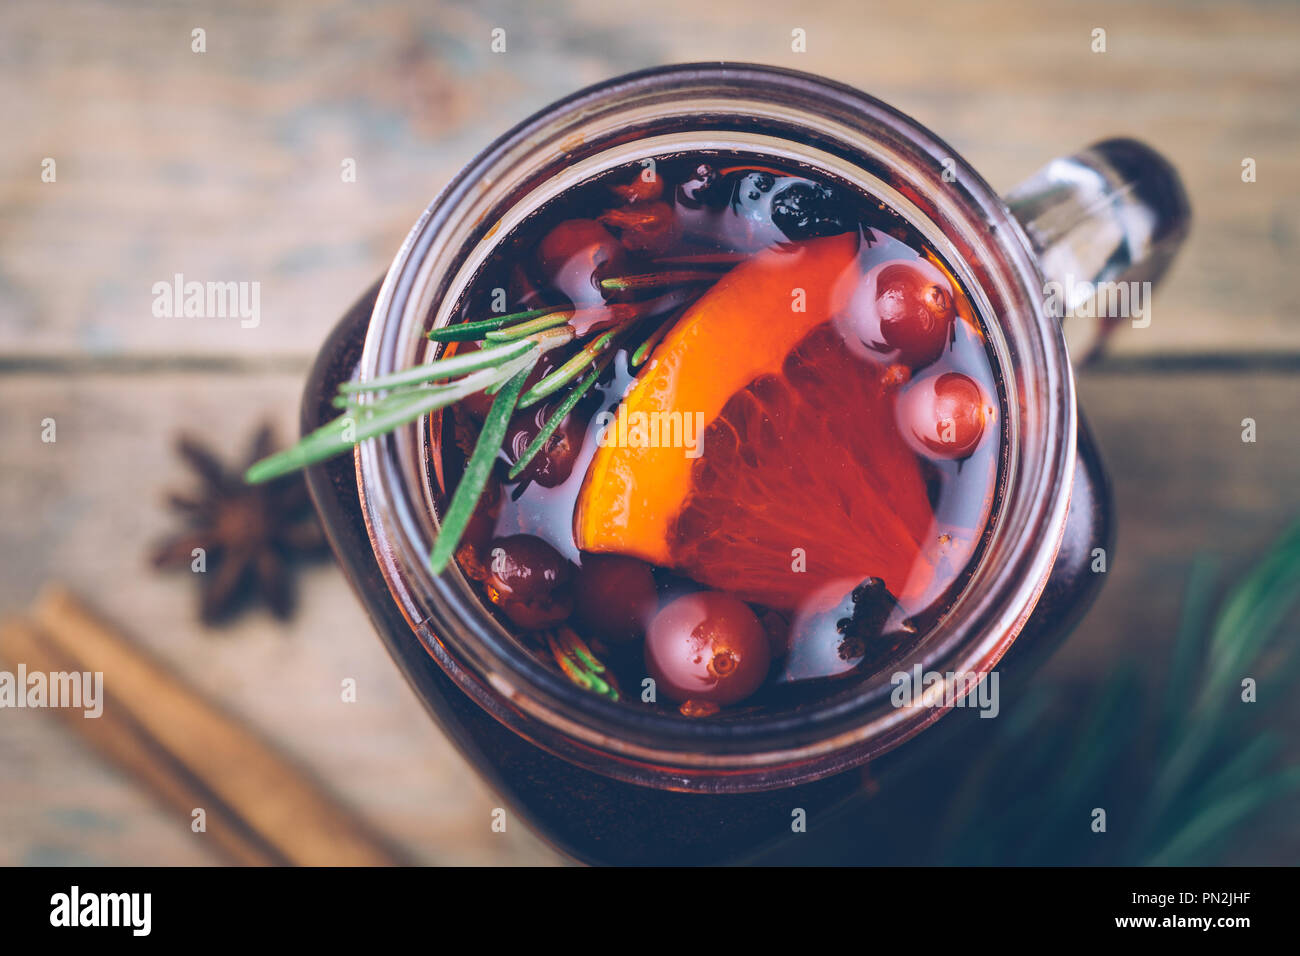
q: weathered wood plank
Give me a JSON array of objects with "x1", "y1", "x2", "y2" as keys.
[
  {"x1": 0, "y1": 0, "x2": 1295, "y2": 359},
  {"x1": 0, "y1": 372, "x2": 559, "y2": 865},
  {"x1": 1066, "y1": 369, "x2": 1300, "y2": 681},
  {"x1": 1, "y1": 0, "x2": 1295, "y2": 867},
  {"x1": 1, "y1": 368, "x2": 1294, "y2": 863}
]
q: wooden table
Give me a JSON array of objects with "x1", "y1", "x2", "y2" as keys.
[{"x1": 1, "y1": 0, "x2": 1296, "y2": 865}]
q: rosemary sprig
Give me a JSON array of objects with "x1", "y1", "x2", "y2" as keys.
[
  {"x1": 518, "y1": 327, "x2": 623, "y2": 410},
  {"x1": 244, "y1": 265, "x2": 725, "y2": 575},
  {"x1": 338, "y1": 335, "x2": 538, "y2": 392},
  {"x1": 483, "y1": 310, "x2": 576, "y2": 342},
  {"x1": 948, "y1": 519, "x2": 1300, "y2": 866},
  {"x1": 599, "y1": 269, "x2": 717, "y2": 293},
  {"x1": 1139, "y1": 520, "x2": 1300, "y2": 839},
  {"x1": 547, "y1": 627, "x2": 620, "y2": 701},
  {"x1": 244, "y1": 361, "x2": 524, "y2": 484},
  {"x1": 428, "y1": 361, "x2": 534, "y2": 574},
  {"x1": 426, "y1": 305, "x2": 568, "y2": 343}
]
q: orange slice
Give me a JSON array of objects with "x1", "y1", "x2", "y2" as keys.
[{"x1": 575, "y1": 234, "x2": 935, "y2": 610}]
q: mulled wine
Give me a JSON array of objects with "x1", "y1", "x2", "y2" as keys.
[
  {"x1": 289, "y1": 62, "x2": 1189, "y2": 862},
  {"x1": 432, "y1": 153, "x2": 1006, "y2": 719}
]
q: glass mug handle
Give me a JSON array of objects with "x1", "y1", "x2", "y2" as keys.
[{"x1": 1004, "y1": 138, "x2": 1192, "y2": 364}]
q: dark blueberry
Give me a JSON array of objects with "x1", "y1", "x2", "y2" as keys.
[
  {"x1": 770, "y1": 182, "x2": 852, "y2": 240},
  {"x1": 778, "y1": 577, "x2": 909, "y2": 683},
  {"x1": 770, "y1": 183, "x2": 819, "y2": 230},
  {"x1": 835, "y1": 577, "x2": 905, "y2": 652}
]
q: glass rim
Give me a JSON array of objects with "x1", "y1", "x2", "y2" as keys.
[{"x1": 354, "y1": 62, "x2": 1076, "y2": 786}]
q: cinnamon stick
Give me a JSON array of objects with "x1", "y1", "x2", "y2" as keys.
[
  {"x1": 0, "y1": 616, "x2": 279, "y2": 865},
  {"x1": 2, "y1": 586, "x2": 405, "y2": 866}
]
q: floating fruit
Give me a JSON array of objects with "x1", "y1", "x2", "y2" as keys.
[
  {"x1": 506, "y1": 400, "x2": 587, "y2": 488},
  {"x1": 675, "y1": 170, "x2": 856, "y2": 251},
  {"x1": 839, "y1": 257, "x2": 956, "y2": 367},
  {"x1": 779, "y1": 577, "x2": 908, "y2": 684},
  {"x1": 645, "y1": 592, "x2": 770, "y2": 707},
  {"x1": 896, "y1": 370, "x2": 992, "y2": 460},
  {"x1": 770, "y1": 181, "x2": 851, "y2": 240},
  {"x1": 575, "y1": 233, "x2": 935, "y2": 610},
  {"x1": 483, "y1": 534, "x2": 575, "y2": 630}
]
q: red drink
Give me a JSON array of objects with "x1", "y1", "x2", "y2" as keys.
[
  {"x1": 433, "y1": 154, "x2": 1006, "y2": 716},
  {"x1": 294, "y1": 64, "x2": 1188, "y2": 862}
]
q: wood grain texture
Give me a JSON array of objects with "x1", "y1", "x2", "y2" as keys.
[
  {"x1": 0, "y1": 0, "x2": 1296, "y2": 359},
  {"x1": 1069, "y1": 368, "x2": 1300, "y2": 681},
  {"x1": 0, "y1": 615, "x2": 281, "y2": 866},
  {"x1": 26, "y1": 587, "x2": 406, "y2": 866},
  {"x1": 0, "y1": 373, "x2": 561, "y2": 866},
  {"x1": 0, "y1": 0, "x2": 1295, "y2": 866}
]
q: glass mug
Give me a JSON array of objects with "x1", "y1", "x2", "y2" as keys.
[{"x1": 302, "y1": 64, "x2": 1189, "y2": 865}]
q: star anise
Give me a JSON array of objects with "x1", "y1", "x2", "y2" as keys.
[{"x1": 151, "y1": 424, "x2": 328, "y2": 624}]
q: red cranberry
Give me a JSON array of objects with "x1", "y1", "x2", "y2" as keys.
[
  {"x1": 897, "y1": 370, "x2": 992, "y2": 459},
  {"x1": 645, "y1": 592, "x2": 770, "y2": 707},
  {"x1": 574, "y1": 554, "x2": 658, "y2": 644},
  {"x1": 484, "y1": 534, "x2": 574, "y2": 630},
  {"x1": 537, "y1": 219, "x2": 626, "y2": 307},
  {"x1": 846, "y1": 259, "x2": 955, "y2": 367},
  {"x1": 599, "y1": 201, "x2": 679, "y2": 255},
  {"x1": 506, "y1": 400, "x2": 586, "y2": 488}
]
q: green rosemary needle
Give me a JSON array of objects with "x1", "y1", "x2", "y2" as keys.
[
  {"x1": 599, "y1": 270, "x2": 717, "y2": 293},
  {"x1": 244, "y1": 352, "x2": 536, "y2": 484},
  {"x1": 337, "y1": 336, "x2": 535, "y2": 393},
  {"x1": 426, "y1": 305, "x2": 568, "y2": 343},
  {"x1": 631, "y1": 314, "x2": 674, "y2": 367},
  {"x1": 428, "y1": 360, "x2": 535, "y2": 574},
  {"x1": 518, "y1": 327, "x2": 622, "y2": 410},
  {"x1": 547, "y1": 628, "x2": 620, "y2": 701},
  {"x1": 483, "y1": 310, "x2": 575, "y2": 342}
]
